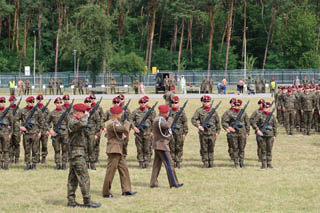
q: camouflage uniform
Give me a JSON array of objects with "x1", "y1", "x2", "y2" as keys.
[
  {"x1": 110, "y1": 78, "x2": 116, "y2": 94},
  {"x1": 38, "y1": 104, "x2": 50, "y2": 163},
  {"x1": 0, "y1": 108, "x2": 13, "y2": 169},
  {"x1": 301, "y1": 92, "x2": 316, "y2": 135},
  {"x1": 25, "y1": 80, "x2": 31, "y2": 95},
  {"x1": 72, "y1": 79, "x2": 77, "y2": 95},
  {"x1": 221, "y1": 108, "x2": 250, "y2": 167},
  {"x1": 49, "y1": 79, "x2": 54, "y2": 95},
  {"x1": 9, "y1": 105, "x2": 21, "y2": 163},
  {"x1": 295, "y1": 90, "x2": 304, "y2": 131},
  {"x1": 56, "y1": 79, "x2": 63, "y2": 95},
  {"x1": 314, "y1": 90, "x2": 320, "y2": 132},
  {"x1": 78, "y1": 80, "x2": 84, "y2": 95},
  {"x1": 93, "y1": 103, "x2": 104, "y2": 163},
  {"x1": 131, "y1": 107, "x2": 156, "y2": 167},
  {"x1": 276, "y1": 91, "x2": 284, "y2": 125},
  {"x1": 169, "y1": 108, "x2": 188, "y2": 167},
  {"x1": 191, "y1": 106, "x2": 220, "y2": 167},
  {"x1": 249, "y1": 108, "x2": 263, "y2": 161},
  {"x1": 163, "y1": 91, "x2": 175, "y2": 107},
  {"x1": 282, "y1": 94, "x2": 296, "y2": 135},
  {"x1": 133, "y1": 77, "x2": 139, "y2": 94}
]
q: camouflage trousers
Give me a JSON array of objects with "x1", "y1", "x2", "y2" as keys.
[
  {"x1": 56, "y1": 87, "x2": 62, "y2": 95},
  {"x1": 38, "y1": 133, "x2": 48, "y2": 160},
  {"x1": 303, "y1": 111, "x2": 313, "y2": 134},
  {"x1": 23, "y1": 134, "x2": 40, "y2": 165},
  {"x1": 84, "y1": 134, "x2": 96, "y2": 163},
  {"x1": 227, "y1": 135, "x2": 234, "y2": 160},
  {"x1": 9, "y1": 133, "x2": 21, "y2": 161},
  {"x1": 67, "y1": 150, "x2": 91, "y2": 203},
  {"x1": 312, "y1": 109, "x2": 320, "y2": 132},
  {"x1": 49, "y1": 88, "x2": 54, "y2": 95},
  {"x1": 52, "y1": 135, "x2": 68, "y2": 164},
  {"x1": 78, "y1": 88, "x2": 84, "y2": 95},
  {"x1": 259, "y1": 136, "x2": 274, "y2": 164},
  {"x1": 296, "y1": 109, "x2": 304, "y2": 130},
  {"x1": 277, "y1": 109, "x2": 284, "y2": 125},
  {"x1": 199, "y1": 134, "x2": 216, "y2": 162},
  {"x1": 255, "y1": 135, "x2": 262, "y2": 161},
  {"x1": 94, "y1": 136, "x2": 101, "y2": 162},
  {"x1": 0, "y1": 133, "x2": 10, "y2": 164},
  {"x1": 135, "y1": 134, "x2": 152, "y2": 163},
  {"x1": 230, "y1": 134, "x2": 246, "y2": 164},
  {"x1": 284, "y1": 111, "x2": 295, "y2": 134},
  {"x1": 110, "y1": 86, "x2": 116, "y2": 94},
  {"x1": 169, "y1": 134, "x2": 184, "y2": 163}
]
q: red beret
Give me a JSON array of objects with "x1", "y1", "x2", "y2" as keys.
[
  {"x1": 143, "y1": 96, "x2": 149, "y2": 101},
  {"x1": 73, "y1": 104, "x2": 87, "y2": 112},
  {"x1": 236, "y1": 99, "x2": 242, "y2": 106},
  {"x1": 113, "y1": 97, "x2": 120, "y2": 104},
  {"x1": 89, "y1": 94, "x2": 96, "y2": 99},
  {"x1": 201, "y1": 95, "x2": 211, "y2": 102},
  {"x1": 305, "y1": 85, "x2": 310, "y2": 89},
  {"x1": 36, "y1": 94, "x2": 44, "y2": 100},
  {"x1": 26, "y1": 96, "x2": 35, "y2": 102},
  {"x1": 172, "y1": 96, "x2": 179, "y2": 102},
  {"x1": 54, "y1": 97, "x2": 62, "y2": 104},
  {"x1": 9, "y1": 96, "x2": 16, "y2": 102},
  {"x1": 158, "y1": 105, "x2": 170, "y2": 113},
  {"x1": 84, "y1": 97, "x2": 91, "y2": 103},
  {"x1": 0, "y1": 97, "x2": 5, "y2": 102},
  {"x1": 258, "y1": 99, "x2": 265, "y2": 104},
  {"x1": 229, "y1": 98, "x2": 237, "y2": 104},
  {"x1": 264, "y1": 102, "x2": 272, "y2": 108},
  {"x1": 110, "y1": 106, "x2": 123, "y2": 114},
  {"x1": 287, "y1": 88, "x2": 292, "y2": 92},
  {"x1": 62, "y1": 94, "x2": 70, "y2": 100},
  {"x1": 118, "y1": 94, "x2": 125, "y2": 100},
  {"x1": 139, "y1": 97, "x2": 148, "y2": 103}
]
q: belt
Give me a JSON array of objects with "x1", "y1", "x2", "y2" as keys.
[{"x1": 71, "y1": 146, "x2": 84, "y2": 150}]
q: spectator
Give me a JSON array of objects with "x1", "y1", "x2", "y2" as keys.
[
  {"x1": 237, "y1": 78, "x2": 244, "y2": 94},
  {"x1": 180, "y1": 75, "x2": 186, "y2": 95},
  {"x1": 140, "y1": 82, "x2": 145, "y2": 94},
  {"x1": 9, "y1": 78, "x2": 16, "y2": 96},
  {"x1": 221, "y1": 78, "x2": 227, "y2": 94},
  {"x1": 293, "y1": 76, "x2": 300, "y2": 86}
]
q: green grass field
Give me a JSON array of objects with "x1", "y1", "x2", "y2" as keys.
[{"x1": 1, "y1": 97, "x2": 320, "y2": 213}]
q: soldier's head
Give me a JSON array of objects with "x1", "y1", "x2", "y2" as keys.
[
  {"x1": 304, "y1": 85, "x2": 310, "y2": 94},
  {"x1": 112, "y1": 97, "x2": 121, "y2": 106},
  {"x1": 234, "y1": 99, "x2": 242, "y2": 110},
  {"x1": 201, "y1": 96, "x2": 211, "y2": 107},
  {"x1": 0, "y1": 97, "x2": 6, "y2": 108},
  {"x1": 73, "y1": 104, "x2": 86, "y2": 119},
  {"x1": 84, "y1": 97, "x2": 92, "y2": 108},
  {"x1": 9, "y1": 96, "x2": 16, "y2": 105},
  {"x1": 138, "y1": 97, "x2": 148, "y2": 108},
  {"x1": 54, "y1": 97, "x2": 63, "y2": 109},
  {"x1": 63, "y1": 94, "x2": 70, "y2": 104},
  {"x1": 118, "y1": 94, "x2": 125, "y2": 106},
  {"x1": 159, "y1": 105, "x2": 170, "y2": 118},
  {"x1": 258, "y1": 99, "x2": 265, "y2": 108},
  {"x1": 264, "y1": 102, "x2": 272, "y2": 112},
  {"x1": 229, "y1": 98, "x2": 237, "y2": 107},
  {"x1": 298, "y1": 84, "x2": 303, "y2": 91},
  {"x1": 110, "y1": 106, "x2": 123, "y2": 120},
  {"x1": 287, "y1": 88, "x2": 292, "y2": 96},
  {"x1": 282, "y1": 87, "x2": 287, "y2": 93},
  {"x1": 171, "y1": 96, "x2": 179, "y2": 109},
  {"x1": 89, "y1": 93, "x2": 96, "y2": 103},
  {"x1": 36, "y1": 94, "x2": 44, "y2": 104},
  {"x1": 26, "y1": 96, "x2": 35, "y2": 107}
]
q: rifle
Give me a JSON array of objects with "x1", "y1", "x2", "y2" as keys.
[
  {"x1": 170, "y1": 100, "x2": 188, "y2": 135},
  {"x1": 12, "y1": 97, "x2": 22, "y2": 116},
  {"x1": 134, "y1": 101, "x2": 158, "y2": 137},
  {"x1": 51, "y1": 99, "x2": 75, "y2": 144},
  {"x1": 0, "y1": 104, "x2": 14, "y2": 129},
  {"x1": 89, "y1": 96, "x2": 103, "y2": 119},
  {"x1": 123, "y1": 99, "x2": 131, "y2": 121},
  {"x1": 21, "y1": 102, "x2": 41, "y2": 135},
  {"x1": 227, "y1": 100, "x2": 250, "y2": 137},
  {"x1": 257, "y1": 105, "x2": 276, "y2": 140},
  {"x1": 199, "y1": 101, "x2": 222, "y2": 136},
  {"x1": 41, "y1": 99, "x2": 51, "y2": 113}
]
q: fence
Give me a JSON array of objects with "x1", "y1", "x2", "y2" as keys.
[{"x1": 0, "y1": 69, "x2": 319, "y2": 89}]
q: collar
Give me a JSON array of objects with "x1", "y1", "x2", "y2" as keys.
[
  {"x1": 86, "y1": 107, "x2": 91, "y2": 112},
  {"x1": 140, "y1": 107, "x2": 146, "y2": 112},
  {"x1": 27, "y1": 106, "x2": 33, "y2": 111},
  {"x1": 73, "y1": 114, "x2": 81, "y2": 120},
  {"x1": 172, "y1": 107, "x2": 179, "y2": 112},
  {"x1": 0, "y1": 107, "x2": 4, "y2": 111},
  {"x1": 203, "y1": 106, "x2": 210, "y2": 112},
  {"x1": 264, "y1": 111, "x2": 270, "y2": 116},
  {"x1": 64, "y1": 104, "x2": 70, "y2": 109},
  {"x1": 38, "y1": 103, "x2": 44, "y2": 109},
  {"x1": 56, "y1": 108, "x2": 63, "y2": 112},
  {"x1": 91, "y1": 103, "x2": 96, "y2": 107},
  {"x1": 232, "y1": 107, "x2": 240, "y2": 113},
  {"x1": 259, "y1": 108, "x2": 264, "y2": 113},
  {"x1": 10, "y1": 104, "x2": 16, "y2": 109}
]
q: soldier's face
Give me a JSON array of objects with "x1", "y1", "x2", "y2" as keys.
[
  {"x1": 76, "y1": 111, "x2": 85, "y2": 118},
  {"x1": 55, "y1": 102, "x2": 63, "y2": 108},
  {"x1": 0, "y1": 101, "x2": 5, "y2": 108},
  {"x1": 64, "y1": 100, "x2": 69, "y2": 104},
  {"x1": 27, "y1": 101, "x2": 34, "y2": 107},
  {"x1": 202, "y1": 101, "x2": 211, "y2": 107},
  {"x1": 172, "y1": 103, "x2": 179, "y2": 108},
  {"x1": 139, "y1": 102, "x2": 146, "y2": 108},
  {"x1": 265, "y1": 107, "x2": 271, "y2": 112}
]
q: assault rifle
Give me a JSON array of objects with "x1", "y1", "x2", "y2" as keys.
[
  {"x1": 227, "y1": 100, "x2": 250, "y2": 137},
  {"x1": 123, "y1": 99, "x2": 131, "y2": 121},
  {"x1": 21, "y1": 102, "x2": 41, "y2": 135},
  {"x1": 89, "y1": 96, "x2": 103, "y2": 119},
  {"x1": 134, "y1": 101, "x2": 158, "y2": 137},
  {"x1": 0, "y1": 104, "x2": 13, "y2": 129},
  {"x1": 170, "y1": 100, "x2": 188, "y2": 135},
  {"x1": 257, "y1": 105, "x2": 276, "y2": 140},
  {"x1": 199, "y1": 101, "x2": 222, "y2": 136},
  {"x1": 41, "y1": 99, "x2": 52, "y2": 113},
  {"x1": 12, "y1": 97, "x2": 22, "y2": 116}
]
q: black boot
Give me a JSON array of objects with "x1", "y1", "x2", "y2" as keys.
[
  {"x1": 267, "y1": 163, "x2": 273, "y2": 168},
  {"x1": 67, "y1": 201, "x2": 81, "y2": 207},
  {"x1": 0, "y1": 162, "x2": 3, "y2": 169},
  {"x1": 176, "y1": 162, "x2": 181, "y2": 169},
  {"x1": 61, "y1": 164, "x2": 67, "y2": 170},
  {"x1": 261, "y1": 163, "x2": 266, "y2": 169},
  {"x1": 90, "y1": 163, "x2": 96, "y2": 171},
  {"x1": 138, "y1": 162, "x2": 144, "y2": 169},
  {"x1": 239, "y1": 162, "x2": 244, "y2": 168},
  {"x1": 144, "y1": 161, "x2": 150, "y2": 169},
  {"x1": 201, "y1": 162, "x2": 208, "y2": 168},
  {"x1": 209, "y1": 161, "x2": 214, "y2": 168},
  {"x1": 55, "y1": 164, "x2": 61, "y2": 170},
  {"x1": 83, "y1": 201, "x2": 101, "y2": 208},
  {"x1": 3, "y1": 163, "x2": 9, "y2": 170},
  {"x1": 31, "y1": 164, "x2": 37, "y2": 170},
  {"x1": 122, "y1": 191, "x2": 137, "y2": 196},
  {"x1": 41, "y1": 157, "x2": 46, "y2": 164},
  {"x1": 24, "y1": 164, "x2": 31, "y2": 170},
  {"x1": 234, "y1": 163, "x2": 239, "y2": 168}
]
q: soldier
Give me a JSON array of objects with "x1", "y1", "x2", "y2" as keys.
[
  {"x1": 314, "y1": 86, "x2": 320, "y2": 133},
  {"x1": 47, "y1": 97, "x2": 69, "y2": 170},
  {"x1": 83, "y1": 97, "x2": 101, "y2": 170},
  {"x1": 110, "y1": 77, "x2": 116, "y2": 94},
  {"x1": 255, "y1": 76, "x2": 260, "y2": 93},
  {"x1": 18, "y1": 79, "x2": 25, "y2": 96},
  {"x1": 90, "y1": 93, "x2": 104, "y2": 163},
  {"x1": 102, "y1": 106, "x2": 136, "y2": 198},
  {"x1": 78, "y1": 78, "x2": 84, "y2": 95},
  {"x1": 72, "y1": 78, "x2": 78, "y2": 95},
  {"x1": 301, "y1": 85, "x2": 315, "y2": 135},
  {"x1": 270, "y1": 77, "x2": 276, "y2": 97},
  {"x1": 164, "y1": 75, "x2": 169, "y2": 92},
  {"x1": 302, "y1": 75, "x2": 308, "y2": 86},
  {"x1": 249, "y1": 99, "x2": 265, "y2": 162},
  {"x1": 226, "y1": 98, "x2": 237, "y2": 161},
  {"x1": 133, "y1": 76, "x2": 140, "y2": 94},
  {"x1": 282, "y1": 88, "x2": 296, "y2": 135},
  {"x1": 19, "y1": 96, "x2": 44, "y2": 170},
  {"x1": 131, "y1": 96, "x2": 156, "y2": 168},
  {"x1": 150, "y1": 105, "x2": 183, "y2": 188},
  {"x1": 169, "y1": 96, "x2": 188, "y2": 168},
  {"x1": 117, "y1": 94, "x2": 131, "y2": 157},
  {"x1": 295, "y1": 85, "x2": 304, "y2": 131},
  {"x1": 25, "y1": 79, "x2": 31, "y2": 95},
  {"x1": 9, "y1": 78, "x2": 15, "y2": 96},
  {"x1": 221, "y1": 99, "x2": 250, "y2": 168},
  {"x1": 0, "y1": 97, "x2": 13, "y2": 170},
  {"x1": 251, "y1": 102, "x2": 277, "y2": 169},
  {"x1": 201, "y1": 77, "x2": 208, "y2": 93},
  {"x1": 260, "y1": 76, "x2": 266, "y2": 93},
  {"x1": 163, "y1": 90, "x2": 175, "y2": 107},
  {"x1": 9, "y1": 96, "x2": 21, "y2": 164},
  {"x1": 168, "y1": 73, "x2": 176, "y2": 92},
  {"x1": 49, "y1": 78, "x2": 54, "y2": 95},
  {"x1": 209, "y1": 77, "x2": 214, "y2": 94},
  {"x1": 67, "y1": 103, "x2": 101, "y2": 208},
  {"x1": 310, "y1": 76, "x2": 315, "y2": 85},
  {"x1": 191, "y1": 96, "x2": 220, "y2": 168},
  {"x1": 105, "y1": 97, "x2": 121, "y2": 122},
  {"x1": 62, "y1": 94, "x2": 71, "y2": 110},
  {"x1": 56, "y1": 78, "x2": 63, "y2": 95}
]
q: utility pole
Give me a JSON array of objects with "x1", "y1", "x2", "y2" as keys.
[{"x1": 33, "y1": 31, "x2": 36, "y2": 88}]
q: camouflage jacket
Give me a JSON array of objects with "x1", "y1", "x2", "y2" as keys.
[
  {"x1": 301, "y1": 93, "x2": 315, "y2": 111},
  {"x1": 68, "y1": 114, "x2": 88, "y2": 150},
  {"x1": 282, "y1": 94, "x2": 296, "y2": 111},
  {"x1": 294, "y1": 91, "x2": 303, "y2": 110},
  {"x1": 131, "y1": 107, "x2": 156, "y2": 136},
  {"x1": 250, "y1": 110, "x2": 277, "y2": 137},
  {"x1": 47, "y1": 108, "x2": 69, "y2": 135},
  {"x1": 9, "y1": 106, "x2": 21, "y2": 135},
  {"x1": 191, "y1": 106, "x2": 220, "y2": 135},
  {"x1": 20, "y1": 106, "x2": 44, "y2": 134},
  {"x1": 0, "y1": 107, "x2": 13, "y2": 135},
  {"x1": 163, "y1": 91, "x2": 174, "y2": 106},
  {"x1": 170, "y1": 108, "x2": 188, "y2": 136},
  {"x1": 39, "y1": 105, "x2": 50, "y2": 133},
  {"x1": 85, "y1": 109, "x2": 101, "y2": 135},
  {"x1": 221, "y1": 108, "x2": 250, "y2": 135}
]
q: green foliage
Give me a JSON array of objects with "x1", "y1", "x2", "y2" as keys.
[{"x1": 107, "y1": 51, "x2": 146, "y2": 74}]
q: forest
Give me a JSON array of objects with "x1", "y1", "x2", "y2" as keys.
[{"x1": 0, "y1": 0, "x2": 319, "y2": 76}]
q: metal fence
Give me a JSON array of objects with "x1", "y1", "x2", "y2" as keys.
[{"x1": 0, "y1": 69, "x2": 320, "y2": 88}]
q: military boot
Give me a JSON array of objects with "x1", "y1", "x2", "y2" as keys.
[
  {"x1": 24, "y1": 164, "x2": 31, "y2": 170},
  {"x1": 138, "y1": 162, "x2": 144, "y2": 169},
  {"x1": 3, "y1": 163, "x2": 9, "y2": 170},
  {"x1": 239, "y1": 162, "x2": 244, "y2": 168},
  {"x1": 144, "y1": 161, "x2": 150, "y2": 169},
  {"x1": 31, "y1": 164, "x2": 37, "y2": 170},
  {"x1": 234, "y1": 163, "x2": 239, "y2": 168},
  {"x1": 201, "y1": 161, "x2": 208, "y2": 168},
  {"x1": 55, "y1": 164, "x2": 61, "y2": 170},
  {"x1": 209, "y1": 161, "x2": 214, "y2": 168},
  {"x1": 83, "y1": 201, "x2": 101, "y2": 208},
  {"x1": 176, "y1": 162, "x2": 181, "y2": 169},
  {"x1": 90, "y1": 163, "x2": 96, "y2": 171},
  {"x1": 15, "y1": 159, "x2": 19, "y2": 164},
  {"x1": 61, "y1": 164, "x2": 67, "y2": 170},
  {"x1": 41, "y1": 157, "x2": 46, "y2": 164},
  {"x1": 0, "y1": 162, "x2": 3, "y2": 169},
  {"x1": 267, "y1": 163, "x2": 273, "y2": 169},
  {"x1": 67, "y1": 201, "x2": 81, "y2": 207},
  {"x1": 10, "y1": 158, "x2": 14, "y2": 164}
]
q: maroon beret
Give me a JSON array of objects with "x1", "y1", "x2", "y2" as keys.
[
  {"x1": 54, "y1": 97, "x2": 62, "y2": 104},
  {"x1": 26, "y1": 96, "x2": 35, "y2": 102},
  {"x1": 110, "y1": 106, "x2": 123, "y2": 114},
  {"x1": 73, "y1": 103, "x2": 87, "y2": 112},
  {"x1": 9, "y1": 96, "x2": 16, "y2": 102},
  {"x1": 158, "y1": 105, "x2": 170, "y2": 113},
  {"x1": 62, "y1": 94, "x2": 70, "y2": 100}
]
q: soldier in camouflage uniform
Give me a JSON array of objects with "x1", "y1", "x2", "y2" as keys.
[
  {"x1": 221, "y1": 99, "x2": 250, "y2": 168},
  {"x1": 301, "y1": 85, "x2": 316, "y2": 135},
  {"x1": 225, "y1": 98, "x2": 237, "y2": 161},
  {"x1": 49, "y1": 78, "x2": 54, "y2": 95},
  {"x1": 168, "y1": 73, "x2": 176, "y2": 92},
  {"x1": 282, "y1": 88, "x2": 296, "y2": 135},
  {"x1": 314, "y1": 86, "x2": 320, "y2": 132},
  {"x1": 36, "y1": 94, "x2": 50, "y2": 164},
  {"x1": 56, "y1": 78, "x2": 63, "y2": 95},
  {"x1": 47, "y1": 97, "x2": 69, "y2": 170},
  {"x1": 78, "y1": 79, "x2": 84, "y2": 95},
  {"x1": 169, "y1": 96, "x2": 188, "y2": 168},
  {"x1": 72, "y1": 78, "x2": 78, "y2": 95},
  {"x1": 62, "y1": 94, "x2": 71, "y2": 110},
  {"x1": 9, "y1": 96, "x2": 21, "y2": 164},
  {"x1": 131, "y1": 96, "x2": 156, "y2": 168},
  {"x1": 277, "y1": 86, "x2": 286, "y2": 125},
  {"x1": 191, "y1": 96, "x2": 220, "y2": 168},
  {"x1": 249, "y1": 99, "x2": 265, "y2": 162},
  {"x1": 250, "y1": 102, "x2": 277, "y2": 169},
  {"x1": 67, "y1": 103, "x2": 101, "y2": 208},
  {"x1": 19, "y1": 96, "x2": 44, "y2": 170},
  {"x1": 0, "y1": 97, "x2": 13, "y2": 170},
  {"x1": 295, "y1": 85, "x2": 304, "y2": 131},
  {"x1": 83, "y1": 97, "x2": 101, "y2": 170},
  {"x1": 110, "y1": 77, "x2": 116, "y2": 94},
  {"x1": 163, "y1": 90, "x2": 175, "y2": 107},
  {"x1": 302, "y1": 76, "x2": 308, "y2": 86},
  {"x1": 164, "y1": 75, "x2": 169, "y2": 92},
  {"x1": 133, "y1": 76, "x2": 140, "y2": 94}
]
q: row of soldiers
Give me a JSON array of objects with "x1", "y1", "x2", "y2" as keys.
[
  {"x1": 48, "y1": 78, "x2": 64, "y2": 95},
  {"x1": 275, "y1": 84, "x2": 320, "y2": 135},
  {"x1": 200, "y1": 76, "x2": 214, "y2": 93}
]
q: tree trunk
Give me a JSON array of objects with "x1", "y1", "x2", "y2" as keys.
[
  {"x1": 208, "y1": 5, "x2": 217, "y2": 72},
  {"x1": 77, "y1": 58, "x2": 80, "y2": 79},
  {"x1": 65, "y1": 7, "x2": 69, "y2": 33},
  {"x1": 177, "y1": 18, "x2": 185, "y2": 72},
  {"x1": 171, "y1": 19, "x2": 178, "y2": 51},
  {"x1": 106, "y1": 0, "x2": 112, "y2": 15},
  {"x1": 201, "y1": 22, "x2": 204, "y2": 40},
  {"x1": 224, "y1": 0, "x2": 234, "y2": 76},
  {"x1": 8, "y1": 10, "x2": 11, "y2": 49},
  {"x1": 144, "y1": 5, "x2": 151, "y2": 64},
  {"x1": 220, "y1": 20, "x2": 228, "y2": 52},
  {"x1": 23, "y1": 15, "x2": 31, "y2": 57},
  {"x1": 242, "y1": 0, "x2": 246, "y2": 61},
  {"x1": 158, "y1": 9, "x2": 163, "y2": 46},
  {"x1": 148, "y1": 1, "x2": 157, "y2": 70},
  {"x1": 38, "y1": 3, "x2": 43, "y2": 49},
  {"x1": 189, "y1": 18, "x2": 193, "y2": 62},
  {"x1": 55, "y1": 2, "x2": 63, "y2": 85},
  {"x1": 0, "y1": 18, "x2": 2, "y2": 38}
]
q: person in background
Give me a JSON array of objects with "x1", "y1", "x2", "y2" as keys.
[
  {"x1": 140, "y1": 82, "x2": 145, "y2": 94},
  {"x1": 9, "y1": 79, "x2": 16, "y2": 96},
  {"x1": 237, "y1": 78, "x2": 244, "y2": 94},
  {"x1": 180, "y1": 75, "x2": 186, "y2": 95},
  {"x1": 85, "y1": 79, "x2": 89, "y2": 95},
  {"x1": 221, "y1": 78, "x2": 227, "y2": 94}
]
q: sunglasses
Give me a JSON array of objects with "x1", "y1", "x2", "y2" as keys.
[
  {"x1": 84, "y1": 101, "x2": 91, "y2": 103},
  {"x1": 172, "y1": 102, "x2": 179, "y2": 104},
  {"x1": 37, "y1": 98, "x2": 44, "y2": 101},
  {"x1": 64, "y1": 99, "x2": 70, "y2": 101},
  {"x1": 56, "y1": 102, "x2": 63, "y2": 104},
  {"x1": 113, "y1": 101, "x2": 120, "y2": 104},
  {"x1": 0, "y1": 101, "x2": 5, "y2": 103},
  {"x1": 90, "y1": 97, "x2": 96, "y2": 100},
  {"x1": 140, "y1": 101, "x2": 147, "y2": 104},
  {"x1": 28, "y1": 100, "x2": 35, "y2": 103},
  {"x1": 235, "y1": 104, "x2": 241, "y2": 106},
  {"x1": 203, "y1": 100, "x2": 210, "y2": 103}
]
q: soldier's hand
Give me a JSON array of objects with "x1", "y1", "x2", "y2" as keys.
[
  {"x1": 122, "y1": 134, "x2": 127, "y2": 140},
  {"x1": 134, "y1": 127, "x2": 140, "y2": 133},
  {"x1": 282, "y1": 107, "x2": 286, "y2": 112},
  {"x1": 215, "y1": 133, "x2": 219, "y2": 138},
  {"x1": 150, "y1": 132, "x2": 154, "y2": 138},
  {"x1": 20, "y1": 126, "x2": 27, "y2": 131},
  {"x1": 246, "y1": 134, "x2": 249, "y2": 139},
  {"x1": 38, "y1": 132, "x2": 41, "y2": 139},
  {"x1": 301, "y1": 110, "x2": 304, "y2": 114},
  {"x1": 95, "y1": 135, "x2": 98, "y2": 141},
  {"x1": 46, "y1": 131, "x2": 50, "y2": 137},
  {"x1": 50, "y1": 130, "x2": 57, "y2": 137},
  {"x1": 229, "y1": 127, "x2": 236, "y2": 132},
  {"x1": 8, "y1": 134, "x2": 11, "y2": 140},
  {"x1": 257, "y1": 129, "x2": 263, "y2": 136},
  {"x1": 312, "y1": 109, "x2": 314, "y2": 114},
  {"x1": 198, "y1": 125, "x2": 204, "y2": 131}
]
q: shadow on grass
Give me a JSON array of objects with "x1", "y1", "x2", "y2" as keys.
[
  {"x1": 44, "y1": 198, "x2": 66, "y2": 206},
  {"x1": 312, "y1": 143, "x2": 320, "y2": 147},
  {"x1": 131, "y1": 181, "x2": 150, "y2": 188}
]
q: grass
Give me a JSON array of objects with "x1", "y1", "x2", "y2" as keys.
[{"x1": 1, "y1": 97, "x2": 320, "y2": 212}]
